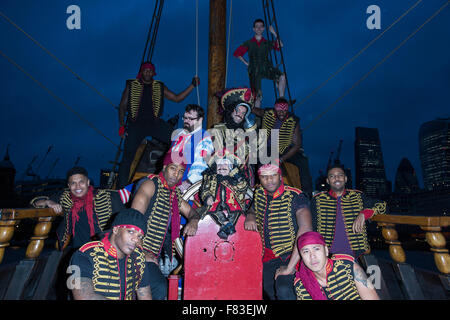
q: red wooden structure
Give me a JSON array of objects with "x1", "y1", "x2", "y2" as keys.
[{"x1": 180, "y1": 214, "x2": 262, "y2": 300}]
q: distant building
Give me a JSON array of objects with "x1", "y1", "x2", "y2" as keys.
[
  {"x1": 419, "y1": 118, "x2": 450, "y2": 191},
  {"x1": 354, "y1": 127, "x2": 389, "y2": 197},
  {"x1": 0, "y1": 145, "x2": 16, "y2": 201},
  {"x1": 394, "y1": 158, "x2": 420, "y2": 193}
]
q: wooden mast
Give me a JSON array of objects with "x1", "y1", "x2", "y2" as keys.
[{"x1": 207, "y1": 0, "x2": 227, "y2": 129}]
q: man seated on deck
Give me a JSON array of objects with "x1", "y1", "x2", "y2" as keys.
[
  {"x1": 117, "y1": 61, "x2": 200, "y2": 188},
  {"x1": 130, "y1": 150, "x2": 200, "y2": 300},
  {"x1": 69, "y1": 208, "x2": 152, "y2": 300},
  {"x1": 311, "y1": 164, "x2": 387, "y2": 260},
  {"x1": 31, "y1": 166, "x2": 125, "y2": 250},
  {"x1": 252, "y1": 97, "x2": 313, "y2": 198},
  {"x1": 244, "y1": 162, "x2": 312, "y2": 300},
  {"x1": 294, "y1": 231, "x2": 379, "y2": 300}
]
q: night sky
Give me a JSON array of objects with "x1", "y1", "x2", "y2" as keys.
[{"x1": 1, "y1": 0, "x2": 449, "y2": 187}]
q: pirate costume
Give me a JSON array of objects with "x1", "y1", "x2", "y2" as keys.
[
  {"x1": 311, "y1": 189, "x2": 387, "y2": 258},
  {"x1": 198, "y1": 151, "x2": 250, "y2": 240},
  {"x1": 70, "y1": 208, "x2": 150, "y2": 300},
  {"x1": 117, "y1": 62, "x2": 174, "y2": 188},
  {"x1": 251, "y1": 163, "x2": 310, "y2": 300},
  {"x1": 234, "y1": 36, "x2": 282, "y2": 98},
  {"x1": 294, "y1": 231, "x2": 361, "y2": 300},
  {"x1": 261, "y1": 100, "x2": 313, "y2": 197}
]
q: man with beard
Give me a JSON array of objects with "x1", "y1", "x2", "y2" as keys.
[
  {"x1": 70, "y1": 208, "x2": 152, "y2": 300},
  {"x1": 117, "y1": 61, "x2": 200, "y2": 188},
  {"x1": 252, "y1": 97, "x2": 313, "y2": 198},
  {"x1": 211, "y1": 87, "x2": 258, "y2": 186},
  {"x1": 294, "y1": 231, "x2": 379, "y2": 300},
  {"x1": 311, "y1": 164, "x2": 387, "y2": 260},
  {"x1": 31, "y1": 166, "x2": 125, "y2": 250},
  {"x1": 131, "y1": 150, "x2": 200, "y2": 299},
  {"x1": 170, "y1": 104, "x2": 214, "y2": 193},
  {"x1": 244, "y1": 162, "x2": 311, "y2": 300}
]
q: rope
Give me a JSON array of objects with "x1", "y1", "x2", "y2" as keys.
[
  {"x1": 0, "y1": 10, "x2": 119, "y2": 110},
  {"x1": 303, "y1": 1, "x2": 449, "y2": 132},
  {"x1": 0, "y1": 49, "x2": 119, "y2": 148},
  {"x1": 225, "y1": 0, "x2": 233, "y2": 88},
  {"x1": 294, "y1": 0, "x2": 424, "y2": 112},
  {"x1": 195, "y1": 0, "x2": 200, "y2": 106}
]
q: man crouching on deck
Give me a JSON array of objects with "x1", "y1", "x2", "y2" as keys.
[
  {"x1": 131, "y1": 150, "x2": 200, "y2": 299},
  {"x1": 294, "y1": 231, "x2": 379, "y2": 300}
]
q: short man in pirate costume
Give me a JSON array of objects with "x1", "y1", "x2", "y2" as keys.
[
  {"x1": 198, "y1": 150, "x2": 251, "y2": 240},
  {"x1": 234, "y1": 18, "x2": 286, "y2": 108},
  {"x1": 311, "y1": 164, "x2": 387, "y2": 259},
  {"x1": 32, "y1": 166, "x2": 125, "y2": 250},
  {"x1": 211, "y1": 87, "x2": 258, "y2": 186},
  {"x1": 70, "y1": 208, "x2": 152, "y2": 300},
  {"x1": 244, "y1": 162, "x2": 311, "y2": 300},
  {"x1": 252, "y1": 96, "x2": 313, "y2": 198},
  {"x1": 294, "y1": 231, "x2": 379, "y2": 300},
  {"x1": 117, "y1": 61, "x2": 200, "y2": 188},
  {"x1": 131, "y1": 150, "x2": 200, "y2": 299}
]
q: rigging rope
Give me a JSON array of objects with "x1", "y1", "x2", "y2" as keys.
[
  {"x1": 261, "y1": 0, "x2": 293, "y2": 111},
  {"x1": 0, "y1": 49, "x2": 119, "y2": 148},
  {"x1": 195, "y1": 0, "x2": 200, "y2": 106},
  {"x1": 224, "y1": 0, "x2": 233, "y2": 88},
  {"x1": 0, "y1": 10, "x2": 119, "y2": 110},
  {"x1": 294, "y1": 0, "x2": 424, "y2": 112},
  {"x1": 302, "y1": 0, "x2": 449, "y2": 132}
]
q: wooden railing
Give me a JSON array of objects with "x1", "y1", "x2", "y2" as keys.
[
  {"x1": 0, "y1": 208, "x2": 61, "y2": 264},
  {"x1": 371, "y1": 214, "x2": 450, "y2": 274}
]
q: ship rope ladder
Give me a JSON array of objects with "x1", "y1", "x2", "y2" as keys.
[{"x1": 262, "y1": 0, "x2": 294, "y2": 112}]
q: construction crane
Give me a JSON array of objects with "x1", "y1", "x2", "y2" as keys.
[{"x1": 334, "y1": 139, "x2": 343, "y2": 165}]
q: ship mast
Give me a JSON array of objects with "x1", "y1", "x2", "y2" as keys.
[{"x1": 207, "y1": 0, "x2": 227, "y2": 128}]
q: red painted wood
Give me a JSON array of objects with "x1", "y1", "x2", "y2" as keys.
[{"x1": 183, "y1": 215, "x2": 263, "y2": 300}]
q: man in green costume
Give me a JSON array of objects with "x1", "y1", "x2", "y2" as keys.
[{"x1": 234, "y1": 19, "x2": 286, "y2": 108}]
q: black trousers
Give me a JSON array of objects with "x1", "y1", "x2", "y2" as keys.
[
  {"x1": 146, "y1": 261, "x2": 168, "y2": 300},
  {"x1": 263, "y1": 258, "x2": 296, "y2": 300},
  {"x1": 285, "y1": 152, "x2": 313, "y2": 199},
  {"x1": 117, "y1": 119, "x2": 172, "y2": 188}
]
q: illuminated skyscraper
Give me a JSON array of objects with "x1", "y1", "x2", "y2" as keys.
[
  {"x1": 354, "y1": 127, "x2": 389, "y2": 197},
  {"x1": 419, "y1": 118, "x2": 450, "y2": 191}
]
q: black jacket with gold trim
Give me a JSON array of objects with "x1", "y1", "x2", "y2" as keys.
[
  {"x1": 261, "y1": 109, "x2": 299, "y2": 155},
  {"x1": 54, "y1": 189, "x2": 124, "y2": 249},
  {"x1": 137, "y1": 174, "x2": 183, "y2": 257},
  {"x1": 294, "y1": 256, "x2": 361, "y2": 300},
  {"x1": 127, "y1": 79, "x2": 164, "y2": 121},
  {"x1": 253, "y1": 183, "x2": 309, "y2": 259},
  {"x1": 72, "y1": 235, "x2": 147, "y2": 300},
  {"x1": 311, "y1": 189, "x2": 386, "y2": 257}
]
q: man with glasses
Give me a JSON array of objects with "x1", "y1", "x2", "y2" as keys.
[{"x1": 170, "y1": 104, "x2": 214, "y2": 193}]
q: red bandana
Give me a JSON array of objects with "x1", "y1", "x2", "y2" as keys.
[{"x1": 70, "y1": 185, "x2": 95, "y2": 238}]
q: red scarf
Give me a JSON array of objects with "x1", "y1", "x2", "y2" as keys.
[
  {"x1": 158, "y1": 172, "x2": 181, "y2": 247},
  {"x1": 70, "y1": 185, "x2": 96, "y2": 238}
]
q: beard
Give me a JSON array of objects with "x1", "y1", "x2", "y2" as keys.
[
  {"x1": 183, "y1": 123, "x2": 194, "y2": 132},
  {"x1": 224, "y1": 110, "x2": 245, "y2": 130}
]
